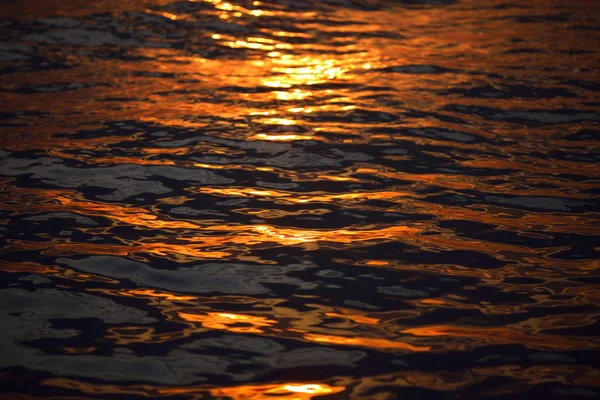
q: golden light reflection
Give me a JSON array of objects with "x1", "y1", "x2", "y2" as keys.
[
  {"x1": 120, "y1": 289, "x2": 197, "y2": 301},
  {"x1": 274, "y1": 89, "x2": 312, "y2": 100},
  {"x1": 402, "y1": 325, "x2": 598, "y2": 351},
  {"x1": 41, "y1": 378, "x2": 346, "y2": 400},
  {"x1": 197, "y1": 187, "x2": 418, "y2": 204},
  {"x1": 199, "y1": 0, "x2": 276, "y2": 17},
  {"x1": 148, "y1": 9, "x2": 178, "y2": 20},
  {"x1": 233, "y1": 207, "x2": 330, "y2": 219},
  {"x1": 251, "y1": 224, "x2": 421, "y2": 247},
  {"x1": 4, "y1": 240, "x2": 233, "y2": 263},
  {"x1": 275, "y1": 58, "x2": 344, "y2": 75},
  {"x1": 227, "y1": 40, "x2": 275, "y2": 51},
  {"x1": 2, "y1": 186, "x2": 594, "y2": 270},
  {"x1": 41, "y1": 364, "x2": 600, "y2": 399},
  {"x1": 2, "y1": 3, "x2": 599, "y2": 399},
  {"x1": 261, "y1": 80, "x2": 291, "y2": 88},
  {"x1": 316, "y1": 175, "x2": 361, "y2": 182},
  {"x1": 178, "y1": 311, "x2": 276, "y2": 334},
  {"x1": 263, "y1": 56, "x2": 350, "y2": 87},
  {"x1": 304, "y1": 333, "x2": 431, "y2": 352},
  {"x1": 268, "y1": 30, "x2": 314, "y2": 38},
  {"x1": 325, "y1": 312, "x2": 379, "y2": 325},
  {"x1": 250, "y1": 133, "x2": 313, "y2": 141},
  {"x1": 127, "y1": 301, "x2": 435, "y2": 354},
  {"x1": 256, "y1": 117, "x2": 297, "y2": 125},
  {"x1": 287, "y1": 107, "x2": 312, "y2": 113},
  {"x1": 209, "y1": 382, "x2": 346, "y2": 400}
]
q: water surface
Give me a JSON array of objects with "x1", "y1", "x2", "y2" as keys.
[{"x1": 1, "y1": 0, "x2": 599, "y2": 398}]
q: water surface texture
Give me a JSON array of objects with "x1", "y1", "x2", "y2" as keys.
[{"x1": 1, "y1": 0, "x2": 599, "y2": 398}]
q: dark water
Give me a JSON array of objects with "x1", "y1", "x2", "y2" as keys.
[{"x1": 1, "y1": 0, "x2": 599, "y2": 398}]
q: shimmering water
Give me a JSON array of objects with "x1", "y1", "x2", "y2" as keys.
[{"x1": 1, "y1": 0, "x2": 599, "y2": 398}]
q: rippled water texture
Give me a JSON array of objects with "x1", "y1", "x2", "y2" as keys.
[{"x1": 1, "y1": 0, "x2": 599, "y2": 398}]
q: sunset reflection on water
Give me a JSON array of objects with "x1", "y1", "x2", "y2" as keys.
[{"x1": 1, "y1": 0, "x2": 599, "y2": 398}]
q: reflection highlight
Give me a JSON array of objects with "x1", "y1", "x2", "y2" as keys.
[{"x1": 1, "y1": 0, "x2": 599, "y2": 398}]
